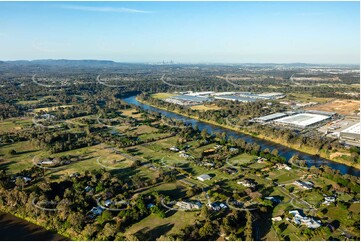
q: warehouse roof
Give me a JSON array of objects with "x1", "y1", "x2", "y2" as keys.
[
  {"x1": 341, "y1": 123, "x2": 360, "y2": 135},
  {"x1": 255, "y1": 112, "x2": 287, "y2": 121},
  {"x1": 275, "y1": 113, "x2": 330, "y2": 128}
]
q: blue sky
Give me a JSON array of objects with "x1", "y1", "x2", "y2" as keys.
[{"x1": 0, "y1": 1, "x2": 359, "y2": 64}]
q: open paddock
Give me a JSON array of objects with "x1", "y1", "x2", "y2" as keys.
[
  {"x1": 151, "y1": 92, "x2": 176, "y2": 100},
  {"x1": 228, "y1": 153, "x2": 257, "y2": 166},
  {"x1": 285, "y1": 93, "x2": 332, "y2": 104},
  {"x1": 0, "y1": 118, "x2": 33, "y2": 134},
  {"x1": 33, "y1": 105, "x2": 74, "y2": 113},
  {"x1": 125, "y1": 209, "x2": 198, "y2": 241},
  {"x1": 121, "y1": 109, "x2": 144, "y2": 119},
  {"x1": 190, "y1": 104, "x2": 221, "y2": 111}
]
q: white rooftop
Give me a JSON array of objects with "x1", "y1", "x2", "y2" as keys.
[
  {"x1": 341, "y1": 123, "x2": 360, "y2": 135},
  {"x1": 258, "y1": 92, "x2": 284, "y2": 97},
  {"x1": 275, "y1": 113, "x2": 330, "y2": 128},
  {"x1": 186, "y1": 91, "x2": 215, "y2": 96},
  {"x1": 197, "y1": 174, "x2": 211, "y2": 180},
  {"x1": 256, "y1": 112, "x2": 286, "y2": 121}
]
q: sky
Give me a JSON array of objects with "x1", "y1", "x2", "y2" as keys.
[{"x1": 0, "y1": 1, "x2": 359, "y2": 64}]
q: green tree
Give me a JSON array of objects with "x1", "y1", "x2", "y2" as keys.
[
  {"x1": 200, "y1": 205, "x2": 210, "y2": 221},
  {"x1": 15, "y1": 177, "x2": 26, "y2": 190},
  {"x1": 8, "y1": 149, "x2": 17, "y2": 155},
  {"x1": 244, "y1": 211, "x2": 253, "y2": 241}
]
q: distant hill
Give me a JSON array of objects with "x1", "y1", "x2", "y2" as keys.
[{"x1": 4, "y1": 59, "x2": 119, "y2": 67}]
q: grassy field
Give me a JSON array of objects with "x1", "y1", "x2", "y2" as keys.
[
  {"x1": 190, "y1": 104, "x2": 221, "y2": 111},
  {"x1": 228, "y1": 153, "x2": 257, "y2": 165},
  {"x1": 125, "y1": 210, "x2": 198, "y2": 240},
  {"x1": 121, "y1": 109, "x2": 144, "y2": 119},
  {"x1": 33, "y1": 105, "x2": 73, "y2": 113},
  {"x1": 0, "y1": 141, "x2": 41, "y2": 173},
  {"x1": 267, "y1": 169, "x2": 303, "y2": 183},
  {"x1": 151, "y1": 93, "x2": 176, "y2": 99},
  {"x1": 191, "y1": 143, "x2": 217, "y2": 157},
  {"x1": 0, "y1": 118, "x2": 33, "y2": 134},
  {"x1": 285, "y1": 93, "x2": 332, "y2": 103},
  {"x1": 16, "y1": 96, "x2": 54, "y2": 105}
]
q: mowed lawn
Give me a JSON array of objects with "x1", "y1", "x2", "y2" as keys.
[
  {"x1": 228, "y1": 153, "x2": 257, "y2": 165},
  {"x1": 125, "y1": 210, "x2": 198, "y2": 240}
]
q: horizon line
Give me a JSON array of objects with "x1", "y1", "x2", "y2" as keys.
[{"x1": 1, "y1": 59, "x2": 360, "y2": 66}]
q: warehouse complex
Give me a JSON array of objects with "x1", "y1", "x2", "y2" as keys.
[
  {"x1": 340, "y1": 123, "x2": 360, "y2": 145},
  {"x1": 164, "y1": 91, "x2": 285, "y2": 105},
  {"x1": 253, "y1": 112, "x2": 287, "y2": 123},
  {"x1": 275, "y1": 113, "x2": 331, "y2": 129},
  {"x1": 254, "y1": 111, "x2": 332, "y2": 129}
]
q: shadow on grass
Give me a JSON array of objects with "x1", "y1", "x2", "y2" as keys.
[
  {"x1": 0, "y1": 161, "x2": 16, "y2": 171},
  {"x1": 146, "y1": 223, "x2": 174, "y2": 240},
  {"x1": 15, "y1": 149, "x2": 40, "y2": 155},
  {"x1": 164, "y1": 209, "x2": 177, "y2": 218},
  {"x1": 135, "y1": 223, "x2": 174, "y2": 241},
  {"x1": 158, "y1": 186, "x2": 186, "y2": 200}
]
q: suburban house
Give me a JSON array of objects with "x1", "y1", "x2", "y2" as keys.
[
  {"x1": 169, "y1": 146, "x2": 179, "y2": 152},
  {"x1": 276, "y1": 163, "x2": 292, "y2": 170},
  {"x1": 89, "y1": 206, "x2": 104, "y2": 217},
  {"x1": 197, "y1": 174, "x2": 212, "y2": 181},
  {"x1": 323, "y1": 195, "x2": 336, "y2": 205},
  {"x1": 288, "y1": 210, "x2": 321, "y2": 229},
  {"x1": 272, "y1": 216, "x2": 283, "y2": 222},
  {"x1": 293, "y1": 180, "x2": 314, "y2": 190},
  {"x1": 176, "y1": 201, "x2": 202, "y2": 210},
  {"x1": 237, "y1": 179, "x2": 257, "y2": 188}
]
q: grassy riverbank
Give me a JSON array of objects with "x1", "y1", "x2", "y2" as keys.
[{"x1": 137, "y1": 97, "x2": 359, "y2": 169}]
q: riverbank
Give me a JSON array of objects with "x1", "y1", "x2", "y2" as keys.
[
  {"x1": 0, "y1": 211, "x2": 68, "y2": 241},
  {"x1": 136, "y1": 97, "x2": 359, "y2": 169}
]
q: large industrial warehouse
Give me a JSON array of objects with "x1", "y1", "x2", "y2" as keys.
[
  {"x1": 340, "y1": 123, "x2": 360, "y2": 146},
  {"x1": 254, "y1": 112, "x2": 287, "y2": 123},
  {"x1": 275, "y1": 113, "x2": 331, "y2": 129}
]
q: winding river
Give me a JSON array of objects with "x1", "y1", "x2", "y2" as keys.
[{"x1": 123, "y1": 95, "x2": 359, "y2": 177}]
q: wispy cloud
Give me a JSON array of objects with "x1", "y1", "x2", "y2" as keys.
[{"x1": 60, "y1": 4, "x2": 152, "y2": 14}]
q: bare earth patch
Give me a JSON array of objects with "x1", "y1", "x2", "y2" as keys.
[
  {"x1": 305, "y1": 99, "x2": 360, "y2": 115},
  {"x1": 330, "y1": 152, "x2": 351, "y2": 160}
]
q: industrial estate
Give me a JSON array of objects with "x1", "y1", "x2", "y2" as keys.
[{"x1": 158, "y1": 91, "x2": 359, "y2": 147}]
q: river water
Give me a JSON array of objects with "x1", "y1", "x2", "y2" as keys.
[
  {"x1": 123, "y1": 95, "x2": 360, "y2": 177},
  {"x1": 0, "y1": 212, "x2": 68, "y2": 241}
]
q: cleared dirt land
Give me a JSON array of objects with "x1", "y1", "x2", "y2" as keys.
[{"x1": 305, "y1": 99, "x2": 360, "y2": 115}]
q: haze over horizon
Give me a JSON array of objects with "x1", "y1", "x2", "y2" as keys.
[{"x1": 0, "y1": 1, "x2": 359, "y2": 64}]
